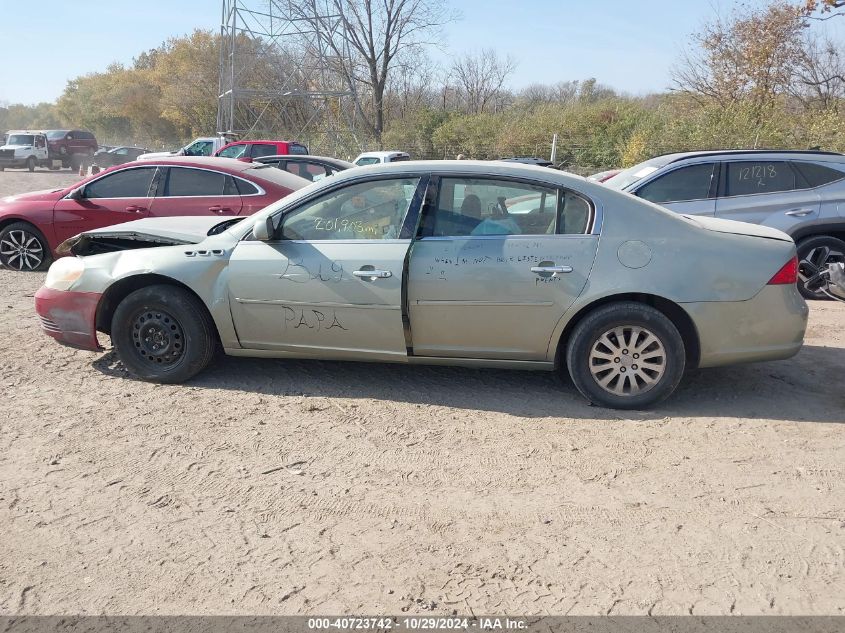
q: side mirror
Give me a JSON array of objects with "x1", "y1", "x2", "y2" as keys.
[
  {"x1": 68, "y1": 186, "x2": 85, "y2": 200},
  {"x1": 253, "y1": 216, "x2": 275, "y2": 241}
]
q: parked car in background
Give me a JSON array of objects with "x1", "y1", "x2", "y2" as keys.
[
  {"x1": 138, "y1": 137, "x2": 228, "y2": 161},
  {"x1": 0, "y1": 157, "x2": 308, "y2": 271},
  {"x1": 0, "y1": 131, "x2": 51, "y2": 171},
  {"x1": 214, "y1": 140, "x2": 309, "y2": 159},
  {"x1": 93, "y1": 146, "x2": 153, "y2": 168},
  {"x1": 254, "y1": 154, "x2": 354, "y2": 182},
  {"x1": 587, "y1": 168, "x2": 622, "y2": 182},
  {"x1": 604, "y1": 150, "x2": 845, "y2": 299},
  {"x1": 353, "y1": 151, "x2": 410, "y2": 166},
  {"x1": 499, "y1": 157, "x2": 554, "y2": 167},
  {"x1": 44, "y1": 129, "x2": 98, "y2": 170},
  {"x1": 34, "y1": 161, "x2": 807, "y2": 410}
]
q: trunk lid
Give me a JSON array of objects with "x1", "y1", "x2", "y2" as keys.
[{"x1": 684, "y1": 215, "x2": 793, "y2": 242}]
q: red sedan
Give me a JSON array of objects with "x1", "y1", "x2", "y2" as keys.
[{"x1": 0, "y1": 157, "x2": 308, "y2": 271}]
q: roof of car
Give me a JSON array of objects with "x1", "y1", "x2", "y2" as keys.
[
  {"x1": 136, "y1": 156, "x2": 262, "y2": 172},
  {"x1": 355, "y1": 151, "x2": 410, "y2": 158},
  {"x1": 658, "y1": 149, "x2": 845, "y2": 164},
  {"x1": 255, "y1": 154, "x2": 355, "y2": 168},
  {"x1": 221, "y1": 139, "x2": 298, "y2": 145},
  {"x1": 328, "y1": 160, "x2": 591, "y2": 187}
]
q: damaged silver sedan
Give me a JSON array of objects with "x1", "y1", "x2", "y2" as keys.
[{"x1": 36, "y1": 161, "x2": 808, "y2": 409}]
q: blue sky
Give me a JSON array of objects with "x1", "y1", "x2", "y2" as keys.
[{"x1": 1, "y1": 1, "x2": 839, "y2": 105}]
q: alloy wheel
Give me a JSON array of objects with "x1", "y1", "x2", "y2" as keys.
[
  {"x1": 798, "y1": 246, "x2": 845, "y2": 299},
  {"x1": 0, "y1": 230, "x2": 45, "y2": 271},
  {"x1": 588, "y1": 325, "x2": 667, "y2": 396}
]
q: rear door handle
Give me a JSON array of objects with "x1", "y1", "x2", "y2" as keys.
[
  {"x1": 785, "y1": 208, "x2": 814, "y2": 217},
  {"x1": 125, "y1": 205, "x2": 146, "y2": 213},
  {"x1": 353, "y1": 269, "x2": 392, "y2": 279},
  {"x1": 530, "y1": 265, "x2": 573, "y2": 274},
  {"x1": 209, "y1": 205, "x2": 233, "y2": 214}
]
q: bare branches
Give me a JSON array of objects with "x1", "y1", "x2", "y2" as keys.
[{"x1": 449, "y1": 49, "x2": 517, "y2": 114}]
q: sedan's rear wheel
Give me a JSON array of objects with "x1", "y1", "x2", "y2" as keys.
[
  {"x1": 797, "y1": 236, "x2": 845, "y2": 300},
  {"x1": 565, "y1": 302, "x2": 686, "y2": 409},
  {"x1": 0, "y1": 222, "x2": 51, "y2": 271},
  {"x1": 111, "y1": 284, "x2": 216, "y2": 383}
]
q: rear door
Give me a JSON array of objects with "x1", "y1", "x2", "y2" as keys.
[
  {"x1": 51, "y1": 166, "x2": 158, "y2": 244},
  {"x1": 406, "y1": 175, "x2": 599, "y2": 361},
  {"x1": 631, "y1": 162, "x2": 718, "y2": 216},
  {"x1": 149, "y1": 166, "x2": 243, "y2": 217},
  {"x1": 227, "y1": 174, "x2": 424, "y2": 358},
  {"x1": 715, "y1": 159, "x2": 820, "y2": 226}
]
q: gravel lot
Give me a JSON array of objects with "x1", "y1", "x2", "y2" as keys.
[{"x1": 1, "y1": 168, "x2": 844, "y2": 616}]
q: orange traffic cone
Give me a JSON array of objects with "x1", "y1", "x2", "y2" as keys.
[{"x1": 78, "y1": 162, "x2": 86, "y2": 177}]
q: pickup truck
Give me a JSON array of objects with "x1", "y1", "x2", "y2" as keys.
[{"x1": 137, "y1": 137, "x2": 228, "y2": 161}]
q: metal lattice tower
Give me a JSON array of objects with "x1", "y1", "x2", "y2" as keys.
[{"x1": 217, "y1": 0, "x2": 357, "y2": 150}]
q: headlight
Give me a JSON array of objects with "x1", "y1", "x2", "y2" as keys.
[{"x1": 45, "y1": 257, "x2": 85, "y2": 290}]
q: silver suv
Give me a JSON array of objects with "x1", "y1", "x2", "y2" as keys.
[{"x1": 604, "y1": 150, "x2": 845, "y2": 299}]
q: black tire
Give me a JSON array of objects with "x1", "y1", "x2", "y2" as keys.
[
  {"x1": 26, "y1": 157, "x2": 36, "y2": 172},
  {"x1": 111, "y1": 284, "x2": 217, "y2": 383},
  {"x1": 797, "y1": 235, "x2": 845, "y2": 300},
  {"x1": 565, "y1": 302, "x2": 686, "y2": 410},
  {"x1": 0, "y1": 222, "x2": 52, "y2": 271}
]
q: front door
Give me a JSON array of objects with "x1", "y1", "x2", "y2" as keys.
[
  {"x1": 407, "y1": 176, "x2": 600, "y2": 360},
  {"x1": 227, "y1": 175, "x2": 424, "y2": 360},
  {"x1": 632, "y1": 162, "x2": 718, "y2": 216},
  {"x1": 51, "y1": 165, "x2": 158, "y2": 244}
]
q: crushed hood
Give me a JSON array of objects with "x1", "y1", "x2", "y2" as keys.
[
  {"x1": 684, "y1": 215, "x2": 793, "y2": 242},
  {"x1": 58, "y1": 216, "x2": 244, "y2": 256}
]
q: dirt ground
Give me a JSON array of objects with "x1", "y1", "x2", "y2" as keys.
[{"x1": 0, "y1": 168, "x2": 843, "y2": 616}]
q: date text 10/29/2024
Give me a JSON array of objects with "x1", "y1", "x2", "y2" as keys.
[{"x1": 307, "y1": 617, "x2": 529, "y2": 631}]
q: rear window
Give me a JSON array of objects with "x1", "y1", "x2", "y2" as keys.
[
  {"x1": 356, "y1": 157, "x2": 380, "y2": 166},
  {"x1": 793, "y1": 161, "x2": 845, "y2": 188},
  {"x1": 725, "y1": 161, "x2": 795, "y2": 197},
  {"x1": 246, "y1": 164, "x2": 309, "y2": 192},
  {"x1": 234, "y1": 178, "x2": 259, "y2": 195}
]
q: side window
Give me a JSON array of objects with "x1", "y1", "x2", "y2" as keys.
[
  {"x1": 165, "y1": 168, "x2": 228, "y2": 196},
  {"x1": 725, "y1": 161, "x2": 795, "y2": 197},
  {"x1": 115, "y1": 148, "x2": 129, "y2": 155},
  {"x1": 234, "y1": 178, "x2": 259, "y2": 195},
  {"x1": 428, "y1": 178, "x2": 558, "y2": 237},
  {"x1": 285, "y1": 161, "x2": 329, "y2": 182},
  {"x1": 66, "y1": 132, "x2": 75, "y2": 140},
  {"x1": 289, "y1": 143, "x2": 309, "y2": 155},
  {"x1": 280, "y1": 177, "x2": 420, "y2": 241},
  {"x1": 559, "y1": 191, "x2": 593, "y2": 235},
  {"x1": 793, "y1": 161, "x2": 845, "y2": 188},
  {"x1": 218, "y1": 144, "x2": 247, "y2": 159},
  {"x1": 636, "y1": 163, "x2": 715, "y2": 204},
  {"x1": 250, "y1": 144, "x2": 277, "y2": 158},
  {"x1": 390, "y1": 154, "x2": 410, "y2": 162},
  {"x1": 84, "y1": 168, "x2": 156, "y2": 199}
]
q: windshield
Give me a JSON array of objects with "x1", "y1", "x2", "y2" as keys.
[
  {"x1": 355, "y1": 157, "x2": 381, "y2": 166},
  {"x1": 603, "y1": 157, "x2": 674, "y2": 190},
  {"x1": 46, "y1": 130, "x2": 68, "y2": 140},
  {"x1": 7, "y1": 134, "x2": 35, "y2": 146}
]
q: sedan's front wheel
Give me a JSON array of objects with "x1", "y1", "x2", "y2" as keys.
[
  {"x1": 111, "y1": 285, "x2": 216, "y2": 383},
  {"x1": 565, "y1": 302, "x2": 686, "y2": 410}
]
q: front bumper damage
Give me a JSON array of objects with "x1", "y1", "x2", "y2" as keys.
[{"x1": 34, "y1": 286, "x2": 103, "y2": 351}]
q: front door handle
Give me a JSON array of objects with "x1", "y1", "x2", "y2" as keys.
[
  {"x1": 125, "y1": 205, "x2": 147, "y2": 213},
  {"x1": 209, "y1": 205, "x2": 233, "y2": 214},
  {"x1": 785, "y1": 208, "x2": 814, "y2": 217},
  {"x1": 530, "y1": 265, "x2": 573, "y2": 274},
  {"x1": 353, "y1": 269, "x2": 392, "y2": 279}
]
